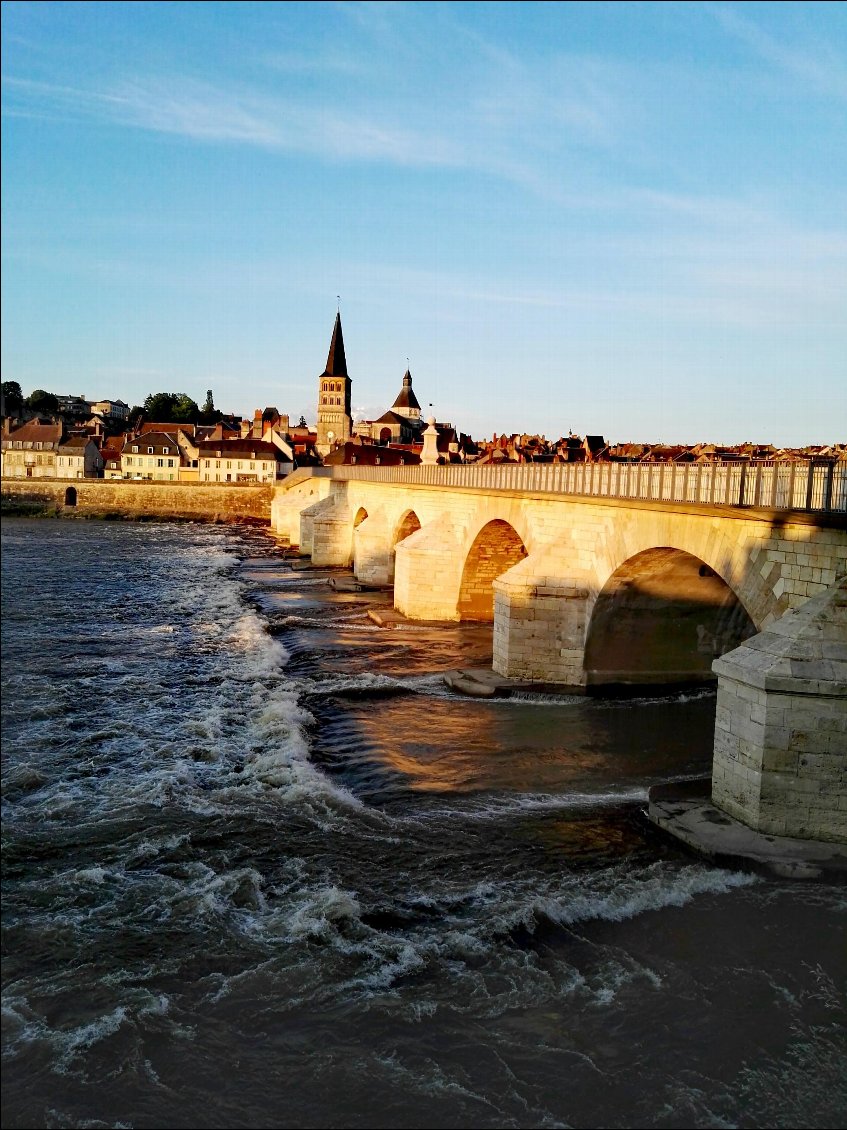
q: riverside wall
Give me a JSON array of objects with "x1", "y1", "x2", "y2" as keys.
[{"x1": 1, "y1": 479, "x2": 273, "y2": 523}]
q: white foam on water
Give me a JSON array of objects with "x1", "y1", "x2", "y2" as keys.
[{"x1": 409, "y1": 788, "x2": 650, "y2": 823}]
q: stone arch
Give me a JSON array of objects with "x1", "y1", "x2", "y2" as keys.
[
  {"x1": 584, "y1": 546, "x2": 757, "y2": 687},
  {"x1": 458, "y1": 519, "x2": 528, "y2": 621},
  {"x1": 393, "y1": 509, "x2": 421, "y2": 547},
  {"x1": 353, "y1": 506, "x2": 368, "y2": 528},
  {"x1": 379, "y1": 427, "x2": 392, "y2": 444},
  {"x1": 385, "y1": 509, "x2": 423, "y2": 584},
  {"x1": 63, "y1": 486, "x2": 77, "y2": 507}
]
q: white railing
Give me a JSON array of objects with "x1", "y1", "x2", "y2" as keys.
[{"x1": 300, "y1": 460, "x2": 847, "y2": 513}]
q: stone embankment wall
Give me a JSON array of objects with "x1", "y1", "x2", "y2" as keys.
[{"x1": 2, "y1": 479, "x2": 273, "y2": 523}]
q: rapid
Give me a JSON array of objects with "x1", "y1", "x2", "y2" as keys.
[{"x1": 2, "y1": 517, "x2": 845, "y2": 1129}]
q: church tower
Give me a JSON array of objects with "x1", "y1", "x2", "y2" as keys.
[
  {"x1": 390, "y1": 370, "x2": 422, "y2": 424},
  {"x1": 316, "y1": 312, "x2": 352, "y2": 455}
]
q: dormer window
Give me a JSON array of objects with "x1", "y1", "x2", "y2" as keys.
[
  {"x1": 147, "y1": 447, "x2": 154, "y2": 454},
  {"x1": 216, "y1": 450, "x2": 222, "y2": 458},
  {"x1": 132, "y1": 445, "x2": 139, "y2": 453}
]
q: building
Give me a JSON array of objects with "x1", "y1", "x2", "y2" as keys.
[
  {"x1": 89, "y1": 399, "x2": 130, "y2": 421},
  {"x1": 100, "y1": 437, "x2": 125, "y2": 479},
  {"x1": 323, "y1": 440, "x2": 420, "y2": 466},
  {"x1": 197, "y1": 439, "x2": 287, "y2": 483},
  {"x1": 1, "y1": 419, "x2": 64, "y2": 478},
  {"x1": 316, "y1": 313, "x2": 352, "y2": 455},
  {"x1": 363, "y1": 369, "x2": 428, "y2": 446},
  {"x1": 55, "y1": 394, "x2": 90, "y2": 416},
  {"x1": 56, "y1": 436, "x2": 103, "y2": 478},
  {"x1": 120, "y1": 431, "x2": 183, "y2": 480}
]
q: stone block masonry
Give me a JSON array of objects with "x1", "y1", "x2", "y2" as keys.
[
  {"x1": 712, "y1": 580, "x2": 847, "y2": 843},
  {"x1": 2, "y1": 479, "x2": 273, "y2": 524}
]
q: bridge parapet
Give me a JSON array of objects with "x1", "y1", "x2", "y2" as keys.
[{"x1": 276, "y1": 459, "x2": 846, "y2": 514}]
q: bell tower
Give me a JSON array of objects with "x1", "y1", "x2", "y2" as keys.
[{"x1": 316, "y1": 312, "x2": 352, "y2": 455}]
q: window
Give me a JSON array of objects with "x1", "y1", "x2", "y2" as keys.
[
  {"x1": 126, "y1": 457, "x2": 133, "y2": 466},
  {"x1": 147, "y1": 447, "x2": 154, "y2": 455},
  {"x1": 204, "y1": 460, "x2": 210, "y2": 468},
  {"x1": 132, "y1": 445, "x2": 139, "y2": 454},
  {"x1": 157, "y1": 458, "x2": 164, "y2": 467},
  {"x1": 167, "y1": 459, "x2": 174, "y2": 468}
]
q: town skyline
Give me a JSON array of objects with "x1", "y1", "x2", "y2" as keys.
[{"x1": 3, "y1": 2, "x2": 846, "y2": 445}]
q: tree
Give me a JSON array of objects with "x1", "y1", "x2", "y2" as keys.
[
  {"x1": 199, "y1": 388, "x2": 222, "y2": 426},
  {"x1": 143, "y1": 392, "x2": 199, "y2": 425},
  {"x1": 128, "y1": 405, "x2": 145, "y2": 430},
  {"x1": 171, "y1": 393, "x2": 200, "y2": 424},
  {"x1": 1, "y1": 381, "x2": 23, "y2": 415},
  {"x1": 26, "y1": 389, "x2": 59, "y2": 415}
]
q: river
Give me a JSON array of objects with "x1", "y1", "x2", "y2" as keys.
[{"x1": 2, "y1": 517, "x2": 845, "y2": 1129}]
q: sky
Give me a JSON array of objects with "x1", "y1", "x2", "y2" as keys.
[{"x1": 2, "y1": 1, "x2": 845, "y2": 445}]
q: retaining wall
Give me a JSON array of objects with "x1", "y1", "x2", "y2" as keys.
[{"x1": 1, "y1": 479, "x2": 273, "y2": 523}]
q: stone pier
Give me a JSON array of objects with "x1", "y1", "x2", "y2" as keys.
[{"x1": 712, "y1": 579, "x2": 846, "y2": 843}]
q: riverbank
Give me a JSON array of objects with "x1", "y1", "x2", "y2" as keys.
[{"x1": 1, "y1": 478, "x2": 273, "y2": 523}]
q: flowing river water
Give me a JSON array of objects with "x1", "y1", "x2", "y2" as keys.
[{"x1": 2, "y1": 517, "x2": 845, "y2": 1129}]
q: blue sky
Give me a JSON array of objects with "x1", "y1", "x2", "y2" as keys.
[{"x1": 2, "y1": 1, "x2": 845, "y2": 444}]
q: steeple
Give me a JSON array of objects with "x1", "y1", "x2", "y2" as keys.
[
  {"x1": 391, "y1": 368, "x2": 421, "y2": 417},
  {"x1": 323, "y1": 312, "x2": 348, "y2": 378},
  {"x1": 316, "y1": 311, "x2": 353, "y2": 454}
]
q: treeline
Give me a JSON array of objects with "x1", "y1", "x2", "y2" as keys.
[{"x1": 1, "y1": 383, "x2": 225, "y2": 427}]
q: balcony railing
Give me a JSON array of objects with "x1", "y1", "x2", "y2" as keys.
[{"x1": 299, "y1": 460, "x2": 847, "y2": 513}]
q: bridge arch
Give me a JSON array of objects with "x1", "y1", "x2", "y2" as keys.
[
  {"x1": 63, "y1": 486, "x2": 77, "y2": 507},
  {"x1": 458, "y1": 519, "x2": 528, "y2": 621},
  {"x1": 353, "y1": 506, "x2": 368, "y2": 528},
  {"x1": 584, "y1": 546, "x2": 757, "y2": 687},
  {"x1": 393, "y1": 509, "x2": 422, "y2": 546}
]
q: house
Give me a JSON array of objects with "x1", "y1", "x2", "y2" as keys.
[
  {"x1": 89, "y1": 399, "x2": 130, "y2": 421},
  {"x1": 100, "y1": 437, "x2": 125, "y2": 479},
  {"x1": 196, "y1": 439, "x2": 287, "y2": 483},
  {"x1": 121, "y1": 431, "x2": 183, "y2": 480},
  {"x1": 1, "y1": 419, "x2": 64, "y2": 478},
  {"x1": 56, "y1": 435, "x2": 103, "y2": 478}
]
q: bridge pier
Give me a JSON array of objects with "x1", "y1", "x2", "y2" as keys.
[
  {"x1": 300, "y1": 491, "x2": 353, "y2": 566},
  {"x1": 712, "y1": 579, "x2": 846, "y2": 843},
  {"x1": 493, "y1": 556, "x2": 592, "y2": 686},
  {"x1": 394, "y1": 516, "x2": 463, "y2": 620},
  {"x1": 352, "y1": 517, "x2": 393, "y2": 585}
]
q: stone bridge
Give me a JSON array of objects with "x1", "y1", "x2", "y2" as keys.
[{"x1": 273, "y1": 463, "x2": 846, "y2": 843}]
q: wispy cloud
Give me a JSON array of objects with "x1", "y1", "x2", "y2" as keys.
[
  {"x1": 709, "y1": 3, "x2": 847, "y2": 99},
  {"x1": 1, "y1": 74, "x2": 468, "y2": 167}
]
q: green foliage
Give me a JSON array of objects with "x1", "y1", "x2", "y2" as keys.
[
  {"x1": 2, "y1": 381, "x2": 24, "y2": 413},
  {"x1": 199, "y1": 388, "x2": 222, "y2": 426},
  {"x1": 26, "y1": 389, "x2": 59, "y2": 415},
  {"x1": 143, "y1": 392, "x2": 200, "y2": 424}
]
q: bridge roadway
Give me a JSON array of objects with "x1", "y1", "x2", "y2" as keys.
[{"x1": 273, "y1": 462, "x2": 846, "y2": 845}]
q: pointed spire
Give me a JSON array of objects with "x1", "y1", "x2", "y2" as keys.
[
  {"x1": 392, "y1": 367, "x2": 420, "y2": 411},
  {"x1": 323, "y1": 312, "x2": 348, "y2": 378}
]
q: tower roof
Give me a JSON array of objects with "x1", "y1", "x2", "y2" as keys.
[
  {"x1": 322, "y1": 312, "x2": 348, "y2": 378},
  {"x1": 392, "y1": 369, "x2": 421, "y2": 410}
]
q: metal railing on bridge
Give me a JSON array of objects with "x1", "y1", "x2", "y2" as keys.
[{"x1": 304, "y1": 459, "x2": 847, "y2": 514}]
